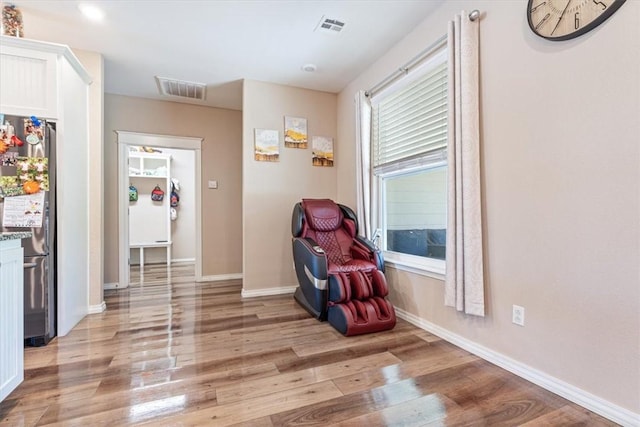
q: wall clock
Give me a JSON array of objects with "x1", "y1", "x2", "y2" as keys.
[{"x1": 527, "y1": 0, "x2": 626, "y2": 41}]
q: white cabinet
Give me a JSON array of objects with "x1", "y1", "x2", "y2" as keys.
[
  {"x1": 0, "y1": 45, "x2": 56, "y2": 118},
  {"x1": 0, "y1": 36, "x2": 89, "y2": 119},
  {"x1": 0, "y1": 238, "x2": 24, "y2": 402},
  {"x1": 0, "y1": 36, "x2": 92, "y2": 337},
  {"x1": 128, "y1": 152, "x2": 172, "y2": 267}
]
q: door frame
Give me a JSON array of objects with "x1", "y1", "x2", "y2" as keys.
[{"x1": 116, "y1": 131, "x2": 203, "y2": 287}]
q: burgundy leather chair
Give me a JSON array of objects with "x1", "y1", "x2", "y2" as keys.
[{"x1": 291, "y1": 199, "x2": 396, "y2": 336}]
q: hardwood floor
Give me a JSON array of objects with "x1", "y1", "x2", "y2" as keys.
[{"x1": 1, "y1": 264, "x2": 618, "y2": 426}]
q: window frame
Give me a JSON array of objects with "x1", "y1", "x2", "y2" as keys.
[
  {"x1": 376, "y1": 155, "x2": 447, "y2": 278},
  {"x1": 370, "y1": 47, "x2": 448, "y2": 278}
]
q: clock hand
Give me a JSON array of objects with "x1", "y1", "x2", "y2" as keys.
[
  {"x1": 530, "y1": 1, "x2": 546, "y2": 13},
  {"x1": 551, "y1": 0, "x2": 572, "y2": 35},
  {"x1": 536, "y1": 13, "x2": 552, "y2": 30}
]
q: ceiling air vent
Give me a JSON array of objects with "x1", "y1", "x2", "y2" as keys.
[
  {"x1": 315, "y1": 16, "x2": 345, "y2": 34},
  {"x1": 155, "y1": 76, "x2": 206, "y2": 101}
]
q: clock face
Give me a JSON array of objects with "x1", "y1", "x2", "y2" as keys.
[{"x1": 527, "y1": 0, "x2": 626, "y2": 41}]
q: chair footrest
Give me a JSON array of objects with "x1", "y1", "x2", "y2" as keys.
[{"x1": 327, "y1": 298, "x2": 396, "y2": 336}]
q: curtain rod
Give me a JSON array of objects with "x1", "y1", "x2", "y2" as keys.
[{"x1": 365, "y1": 9, "x2": 480, "y2": 98}]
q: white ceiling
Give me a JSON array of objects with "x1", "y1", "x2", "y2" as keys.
[{"x1": 10, "y1": 1, "x2": 444, "y2": 110}]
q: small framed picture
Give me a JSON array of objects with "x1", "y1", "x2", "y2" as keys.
[
  {"x1": 284, "y1": 116, "x2": 308, "y2": 149},
  {"x1": 254, "y1": 129, "x2": 280, "y2": 162},
  {"x1": 312, "y1": 136, "x2": 334, "y2": 167}
]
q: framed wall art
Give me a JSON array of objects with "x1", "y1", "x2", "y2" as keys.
[
  {"x1": 254, "y1": 129, "x2": 280, "y2": 162},
  {"x1": 312, "y1": 136, "x2": 334, "y2": 167},
  {"x1": 284, "y1": 116, "x2": 308, "y2": 149}
]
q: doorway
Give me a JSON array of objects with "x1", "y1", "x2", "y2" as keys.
[{"x1": 116, "y1": 131, "x2": 203, "y2": 287}]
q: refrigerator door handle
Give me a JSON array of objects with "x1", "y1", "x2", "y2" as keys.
[
  {"x1": 44, "y1": 206, "x2": 49, "y2": 254},
  {"x1": 24, "y1": 262, "x2": 38, "y2": 269}
]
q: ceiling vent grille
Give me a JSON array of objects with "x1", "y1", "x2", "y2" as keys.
[
  {"x1": 315, "y1": 16, "x2": 345, "y2": 34},
  {"x1": 155, "y1": 76, "x2": 206, "y2": 100}
]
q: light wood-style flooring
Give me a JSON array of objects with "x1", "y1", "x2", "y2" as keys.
[{"x1": 1, "y1": 263, "x2": 618, "y2": 426}]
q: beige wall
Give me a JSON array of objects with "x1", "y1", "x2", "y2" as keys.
[
  {"x1": 72, "y1": 48, "x2": 104, "y2": 309},
  {"x1": 337, "y1": 0, "x2": 639, "y2": 415},
  {"x1": 104, "y1": 95, "x2": 242, "y2": 283},
  {"x1": 242, "y1": 80, "x2": 337, "y2": 291}
]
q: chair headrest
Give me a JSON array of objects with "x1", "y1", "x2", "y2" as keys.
[{"x1": 302, "y1": 199, "x2": 343, "y2": 232}]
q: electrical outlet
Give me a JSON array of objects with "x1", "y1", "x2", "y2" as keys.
[{"x1": 512, "y1": 305, "x2": 525, "y2": 326}]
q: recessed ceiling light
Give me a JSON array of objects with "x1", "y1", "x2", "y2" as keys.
[
  {"x1": 78, "y1": 3, "x2": 105, "y2": 22},
  {"x1": 301, "y1": 64, "x2": 317, "y2": 72}
]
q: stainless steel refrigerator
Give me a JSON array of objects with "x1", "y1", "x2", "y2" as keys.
[{"x1": 0, "y1": 114, "x2": 56, "y2": 346}]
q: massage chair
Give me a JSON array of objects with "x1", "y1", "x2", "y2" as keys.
[{"x1": 291, "y1": 198, "x2": 396, "y2": 336}]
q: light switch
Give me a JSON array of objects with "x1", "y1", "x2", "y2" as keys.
[{"x1": 208, "y1": 180, "x2": 218, "y2": 189}]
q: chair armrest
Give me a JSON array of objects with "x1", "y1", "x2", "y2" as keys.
[
  {"x1": 352, "y1": 236, "x2": 385, "y2": 272},
  {"x1": 355, "y1": 236, "x2": 376, "y2": 253},
  {"x1": 292, "y1": 237, "x2": 328, "y2": 283}
]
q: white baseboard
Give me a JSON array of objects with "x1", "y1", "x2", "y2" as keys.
[
  {"x1": 395, "y1": 308, "x2": 640, "y2": 427},
  {"x1": 241, "y1": 286, "x2": 297, "y2": 298},
  {"x1": 104, "y1": 282, "x2": 128, "y2": 290},
  {"x1": 197, "y1": 273, "x2": 243, "y2": 282},
  {"x1": 88, "y1": 301, "x2": 106, "y2": 314}
]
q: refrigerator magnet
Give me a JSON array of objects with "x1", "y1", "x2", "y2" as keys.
[
  {"x1": 24, "y1": 117, "x2": 44, "y2": 145},
  {"x1": 26, "y1": 133, "x2": 40, "y2": 145},
  {"x1": 11, "y1": 135, "x2": 24, "y2": 147},
  {"x1": 16, "y1": 157, "x2": 49, "y2": 191},
  {"x1": 1, "y1": 152, "x2": 18, "y2": 166},
  {"x1": 0, "y1": 176, "x2": 24, "y2": 197}
]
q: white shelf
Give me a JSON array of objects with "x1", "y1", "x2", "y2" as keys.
[
  {"x1": 130, "y1": 241, "x2": 172, "y2": 248},
  {"x1": 129, "y1": 152, "x2": 172, "y2": 267}
]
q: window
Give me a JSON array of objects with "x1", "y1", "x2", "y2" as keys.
[{"x1": 371, "y1": 49, "x2": 447, "y2": 274}]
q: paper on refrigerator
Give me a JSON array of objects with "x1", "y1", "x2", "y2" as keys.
[{"x1": 2, "y1": 191, "x2": 45, "y2": 227}]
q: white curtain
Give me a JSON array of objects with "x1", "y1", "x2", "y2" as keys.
[
  {"x1": 445, "y1": 11, "x2": 485, "y2": 316},
  {"x1": 355, "y1": 90, "x2": 372, "y2": 239}
]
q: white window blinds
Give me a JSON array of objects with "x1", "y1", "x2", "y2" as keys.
[{"x1": 372, "y1": 56, "x2": 448, "y2": 174}]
